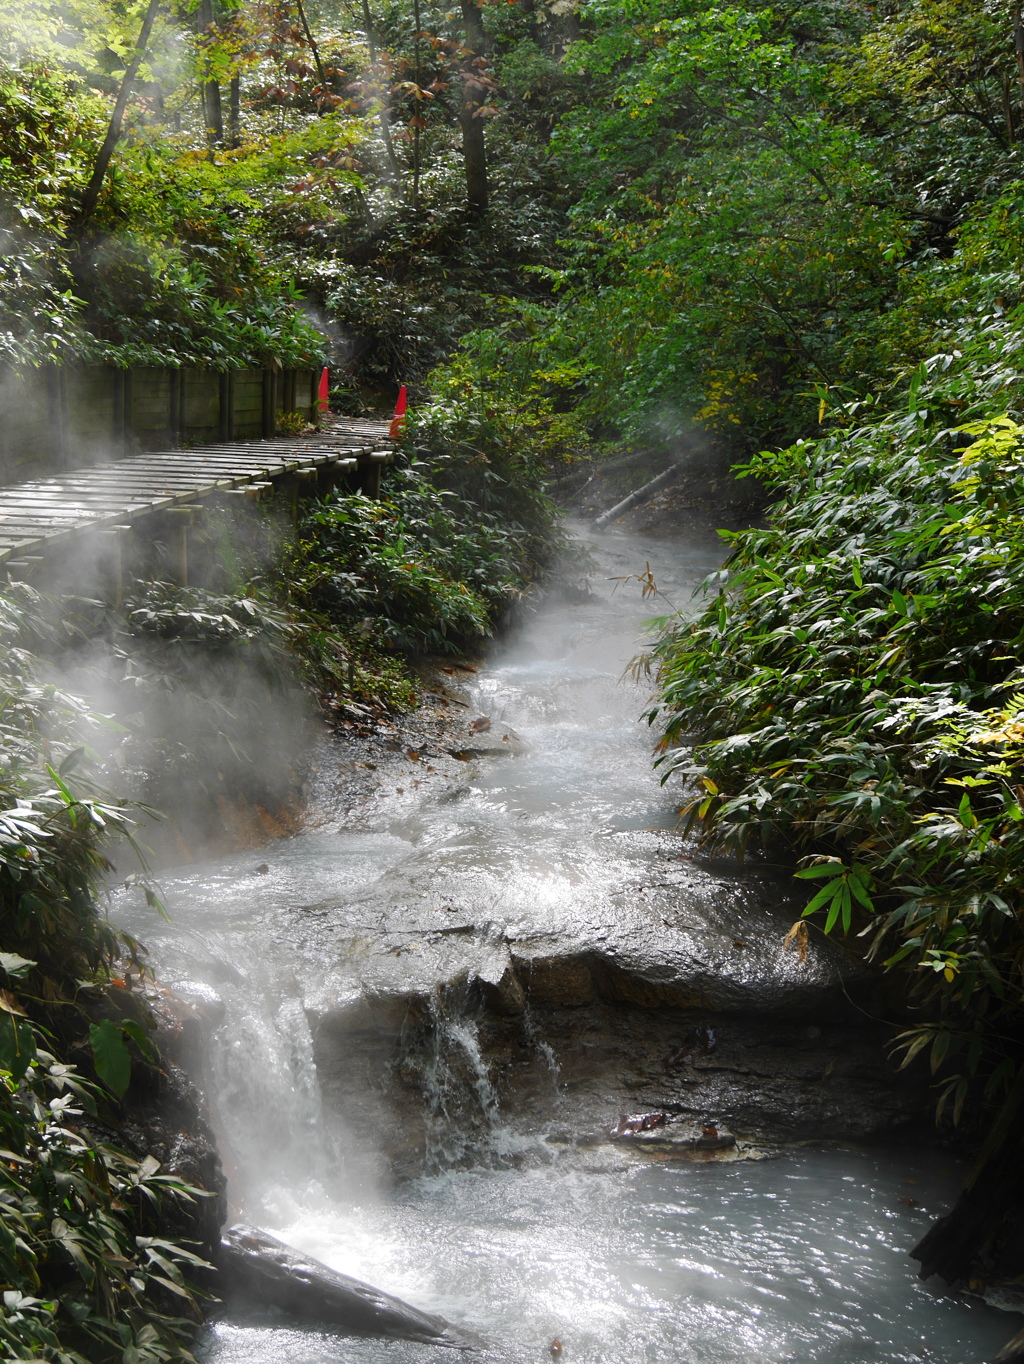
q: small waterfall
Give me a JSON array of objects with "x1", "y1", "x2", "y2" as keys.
[
  {"x1": 401, "y1": 979, "x2": 565, "y2": 1172},
  {"x1": 522, "y1": 1000, "x2": 562, "y2": 1097},
  {"x1": 207, "y1": 986, "x2": 342, "y2": 1211},
  {"x1": 411, "y1": 982, "x2": 504, "y2": 1171}
]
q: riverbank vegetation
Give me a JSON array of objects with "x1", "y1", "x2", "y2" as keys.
[
  {"x1": 613, "y1": 0, "x2": 1024, "y2": 1160},
  {"x1": 0, "y1": 589, "x2": 213, "y2": 1362}
]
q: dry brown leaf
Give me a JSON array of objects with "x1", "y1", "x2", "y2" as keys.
[{"x1": 783, "y1": 921, "x2": 809, "y2": 965}]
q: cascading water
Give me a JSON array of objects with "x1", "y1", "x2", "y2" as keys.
[
  {"x1": 113, "y1": 520, "x2": 1019, "y2": 1363},
  {"x1": 410, "y1": 984, "x2": 504, "y2": 1171}
]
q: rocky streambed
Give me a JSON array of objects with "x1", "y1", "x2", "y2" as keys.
[{"x1": 112, "y1": 518, "x2": 1016, "y2": 1362}]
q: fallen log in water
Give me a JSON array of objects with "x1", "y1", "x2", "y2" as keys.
[
  {"x1": 217, "y1": 1222, "x2": 472, "y2": 1347},
  {"x1": 593, "y1": 465, "x2": 678, "y2": 530},
  {"x1": 992, "y1": 1326, "x2": 1024, "y2": 1363}
]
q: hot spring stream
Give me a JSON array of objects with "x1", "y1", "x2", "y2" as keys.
[{"x1": 113, "y1": 521, "x2": 1014, "y2": 1363}]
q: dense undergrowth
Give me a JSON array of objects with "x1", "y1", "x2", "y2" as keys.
[
  {"x1": 0, "y1": 590, "x2": 212, "y2": 1363},
  {"x1": 647, "y1": 309, "x2": 1024, "y2": 1151}
]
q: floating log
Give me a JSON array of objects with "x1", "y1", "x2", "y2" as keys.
[
  {"x1": 992, "y1": 1326, "x2": 1024, "y2": 1363},
  {"x1": 217, "y1": 1222, "x2": 472, "y2": 1347},
  {"x1": 593, "y1": 466, "x2": 678, "y2": 530}
]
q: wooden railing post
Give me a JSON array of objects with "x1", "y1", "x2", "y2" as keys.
[
  {"x1": 168, "y1": 369, "x2": 181, "y2": 445},
  {"x1": 219, "y1": 371, "x2": 234, "y2": 440},
  {"x1": 262, "y1": 369, "x2": 276, "y2": 439},
  {"x1": 47, "y1": 366, "x2": 69, "y2": 469}
]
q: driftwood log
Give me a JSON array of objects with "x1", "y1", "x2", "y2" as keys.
[
  {"x1": 992, "y1": 1325, "x2": 1024, "y2": 1363},
  {"x1": 593, "y1": 466, "x2": 679, "y2": 530},
  {"x1": 217, "y1": 1223, "x2": 472, "y2": 1347}
]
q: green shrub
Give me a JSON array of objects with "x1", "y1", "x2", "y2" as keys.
[
  {"x1": 0, "y1": 585, "x2": 208, "y2": 1361},
  {"x1": 646, "y1": 343, "x2": 1024, "y2": 1123},
  {"x1": 292, "y1": 461, "x2": 553, "y2": 653}
]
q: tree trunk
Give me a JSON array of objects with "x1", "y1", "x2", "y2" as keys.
[
  {"x1": 196, "y1": 0, "x2": 224, "y2": 144},
  {"x1": 203, "y1": 77, "x2": 224, "y2": 144},
  {"x1": 460, "y1": 0, "x2": 488, "y2": 215},
  {"x1": 295, "y1": 0, "x2": 326, "y2": 85},
  {"x1": 76, "y1": 0, "x2": 163, "y2": 225},
  {"x1": 412, "y1": 0, "x2": 423, "y2": 211},
  {"x1": 360, "y1": 0, "x2": 399, "y2": 177},
  {"x1": 228, "y1": 75, "x2": 241, "y2": 147}
]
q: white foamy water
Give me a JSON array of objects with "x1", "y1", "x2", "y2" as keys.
[{"x1": 112, "y1": 521, "x2": 1017, "y2": 1362}]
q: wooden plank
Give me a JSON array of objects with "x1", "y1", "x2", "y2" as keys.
[
  {"x1": 30, "y1": 465, "x2": 225, "y2": 484},
  {"x1": 33, "y1": 467, "x2": 229, "y2": 485},
  {"x1": 0, "y1": 521, "x2": 111, "y2": 538},
  {"x1": 0, "y1": 520, "x2": 120, "y2": 539},
  {"x1": 0, "y1": 499, "x2": 183, "y2": 521},
  {"x1": 0, "y1": 506, "x2": 114, "y2": 526},
  {"x1": 151, "y1": 445, "x2": 338, "y2": 463},
  {"x1": 123, "y1": 462, "x2": 288, "y2": 480},
  {"x1": 17, "y1": 488, "x2": 194, "y2": 509},
  {"x1": 23, "y1": 474, "x2": 224, "y2": 494},
  {"x1": 133, "y1": 458, "x2": 294, "y2": 475},
  {"x1": 57, "y1": 474, "x2": 235, "y2": 492},
  {"x1": 0, "y1": 489, "x2": 156, "y2": 511}
]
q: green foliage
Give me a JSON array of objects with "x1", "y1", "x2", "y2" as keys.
[
  {"x1": 0, "y1": 59, "x2": 98, "y2": 363},
  {"x1": 410, "y1": 313, "x2": 581, "y2": 529},
  {"x1": 0, "y1": 0, "x2": 575, "y2": 379},
  {"x1": 412, "y1": 0, "x2": 1023, "y2": 458},
  {"x1": 0, "y1": 1033, "x2": 208, "y2": 1363},
  {"x1": 0, "y1": 587, "x2": 142, "y2": 1003},
  {"x1": 0, "y1": 585, "x2": 207, "y2": 1361},
  {"x1": 88, "y1": 1017, "x2": 132, "y2": 1099},
  {"x1": 291, "y1": 460, "x2": 551, "y2": 653},
  {"x1": 0, "y1": 1, "x2": 329, "y2": 370},
  {"x1": 646, "y1": 370, "x2": 1024, "y2": 1120}
]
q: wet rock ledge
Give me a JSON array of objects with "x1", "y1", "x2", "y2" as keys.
[{"x1": 236, "y1": 660, "x2": 930, "y2": 1181}]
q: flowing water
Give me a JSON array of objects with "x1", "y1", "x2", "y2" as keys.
[{"x1": 113, "y1": 521, "x2": 1015, "y2": 1363}]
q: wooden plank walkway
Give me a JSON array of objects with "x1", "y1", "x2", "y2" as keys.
[{"x1": 0, "y1": 418, "x2": 393, "y2": 571}]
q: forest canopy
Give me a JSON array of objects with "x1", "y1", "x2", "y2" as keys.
[{"x1": 1, "y1": 0, "x2": 1018, "y2": 441}]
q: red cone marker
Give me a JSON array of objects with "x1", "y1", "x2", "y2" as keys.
[
  {"x1": 389, "y1": 385, "x2": 408, "y2": 439},
  {"x1": 318, "y1": 367, "x2": 330, "y2": 413}
]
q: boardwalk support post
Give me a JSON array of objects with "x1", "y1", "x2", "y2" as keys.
[
  {"x1": 99, "y1": 525, "x2": 131, "y2": 608},
  {"x1": 162, "y1": 507, "x2": 197, "y2": 586}
]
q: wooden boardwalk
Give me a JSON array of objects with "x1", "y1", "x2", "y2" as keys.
[{"x1": 0, "y1": 418, "x2": 392, "y2": 573}]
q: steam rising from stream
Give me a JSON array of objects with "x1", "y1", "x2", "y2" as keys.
[{"x1": 112, "y1": 522, "x2": 1018, "y2": 1362}]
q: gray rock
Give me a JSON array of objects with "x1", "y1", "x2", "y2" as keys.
[
  {"x1": 609, "y1": 1117, "x2": 737, "y2": 1155},
  {"x1": 217, "y1": 1223, "x2": 471, "y2": 1346}
]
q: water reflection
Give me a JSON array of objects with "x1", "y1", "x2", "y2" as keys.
[{"x1": 201, "y1": 1151, "x2": 1011, "y2": 1363}]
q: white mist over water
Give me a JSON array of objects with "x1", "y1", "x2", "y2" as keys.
[{"x1": 112, "y1": 520, "x2": 1016, "y2": 1363}]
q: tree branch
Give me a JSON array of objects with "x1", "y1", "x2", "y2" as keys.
[{"x1": 75, "y1": 0, "x2": 163, "y2": 228}]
